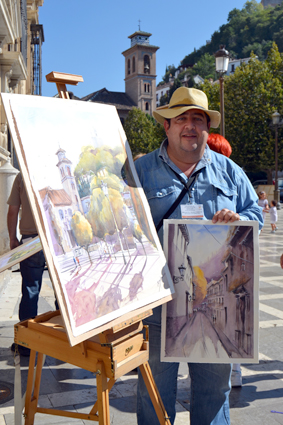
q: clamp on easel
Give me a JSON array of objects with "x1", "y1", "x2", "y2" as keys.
[
  {"x1": 45, "y1": 71, "x2": 84, "y2": 99},
  {"x1": 17, "y1": 72, "x2": 172, "y2": 425}
]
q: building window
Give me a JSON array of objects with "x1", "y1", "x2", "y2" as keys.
[
  {"x1": 67, "y1": 166, "x2": 71, "y2": 176},
  {"x1": 59, "y1": 209, "x2": 64, "y2": 220},
  {"x1": 145, "y1": 102, "x2": 149, "y2": 111},
  {"x1": 132, "y1": 56, "x2": 135, "y2": 73},
  {"x1": 231, "y1": 64, "x2": 235, "y2": 73},
  {"x1": 144, "y1": 55, "x2": 150, "y2": 74},
  {"x1": 156, "y1": 94, "x2": 158, "y2": 101},
  {"x1": 60, "y1": 168, "x2": 65, "y2": 178},
  {"x1": 144, "y1": 83, "x2": 147, "y2": 92},
  {"x1": 71, "y1": 182, "x2": 75, "y2": 190},
  {"x1": 147, "y1": 84, "x2": 150, "y2": 93},
  {"x1": 128, "y1": 59, "x2": 131, "y2": 75}
]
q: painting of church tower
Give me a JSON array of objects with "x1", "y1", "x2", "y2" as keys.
[{"x1": 56, "y1": 148, "x2": 83, "y2": 213}]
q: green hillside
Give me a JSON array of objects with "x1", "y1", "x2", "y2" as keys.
[{"x1": 181, "y1": 0, "x2": 283, "y2": 65}]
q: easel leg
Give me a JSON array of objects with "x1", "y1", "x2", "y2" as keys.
[
  {"x1": 139, "y1": 362, "x2": 172, "y2": 425},
  {"x1": 24, "y1": 351, "x2": 45, "y2": 425},
  {"x1": 96, "y1": 362, "x2": 110, "y2": 425}
]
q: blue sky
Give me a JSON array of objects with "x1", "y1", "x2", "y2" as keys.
[{"x1": 39, "y1": 0, "x2": 252, "y2": 99}]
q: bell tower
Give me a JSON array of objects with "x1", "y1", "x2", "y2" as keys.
[{"x1": 122, "y1": 30, "x2": 159, "y2": 115}]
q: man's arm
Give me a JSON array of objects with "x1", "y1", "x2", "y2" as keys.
[{"x1": 7, "y1": 205, "x2": 20, "y2": 249}]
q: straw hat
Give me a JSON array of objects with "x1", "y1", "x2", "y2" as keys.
[{"x1": 153, "y1": 87, "x2": 221, "y2": 128}]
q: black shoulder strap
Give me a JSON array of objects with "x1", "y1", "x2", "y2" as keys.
[{"x1": 155, "y1": 170, "x2": 200, "y2": 233}]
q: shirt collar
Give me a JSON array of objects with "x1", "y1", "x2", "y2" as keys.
[{"x1": 159, "y1": 138, "x2": 212, "y2": 176}]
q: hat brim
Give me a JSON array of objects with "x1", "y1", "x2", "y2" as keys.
[{"x1": 153, "y1": 105, "x2": 221, "y2": 128}]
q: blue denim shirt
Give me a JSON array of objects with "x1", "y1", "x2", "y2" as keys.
[{"x1": 135, "y1": 140, "x2": 263, "y2": 325}]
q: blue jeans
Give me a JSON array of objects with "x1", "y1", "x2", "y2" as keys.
[
  {"x1": 19, "y1": 240, "x2": 45, "y2": 321},
  {"x1": 137, "y1": 311, "x2": 231, "y2": 425}
]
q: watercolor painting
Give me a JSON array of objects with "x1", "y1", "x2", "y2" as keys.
[
  {"x1": 0, "y1": 237, "x2": 41, "y2": 273},
  {"x1": 161, "y1": 219, "x2": 259, "y2": 363},
  {"x1": 1, "y1": 93, "x2": 174, "y2": 344}
]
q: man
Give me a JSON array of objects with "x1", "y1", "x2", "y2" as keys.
[
  {"x1": 134, "y1": 87, "x2": 263, "y2": 425},
  {"x1": 7, "y1": 172, "x2": 45, "y2": 356}
]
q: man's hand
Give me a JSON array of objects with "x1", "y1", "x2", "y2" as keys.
[
  {"x1": 280, "y1": 254, "x2": 283, "y2": 269},
  {"x1": 212, "y1": 209, "x2": 240, "y2": 224},
  {"x1": 10, "y1": 238, "x2": 20, "y2": 250}
]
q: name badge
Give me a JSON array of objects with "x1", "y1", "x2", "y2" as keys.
[{"x1": 181, "y1": 204, "x2": 204, "y2": 219}]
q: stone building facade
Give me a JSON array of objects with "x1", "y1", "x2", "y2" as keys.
[
  {"x1": 261, "y1": 0, "x2": 282, "y2": 7},
  {"x1": 0, "y1": 0, "x2": 44, "y2": 254},
  {"x1": 122, "y1": 31, "x2": 159, "y2": 116}
]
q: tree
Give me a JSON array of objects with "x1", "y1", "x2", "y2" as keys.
[
  {"x1": 71, "y1": 211, "x2": 93, "y2": 261},
  {"x1": 190, "y1": 53, "x2": 216, "y2": 81},
  {"x1": 180, "y1": 2, "x2": 283, "y2": 69},
  {"x1": 124, "y1": 108, "x2": 165, "y2": 156},
  {"x1": 201, "y1": 44, "x2": 283, "y2": 181}
]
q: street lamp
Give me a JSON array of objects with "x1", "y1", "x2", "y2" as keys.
[
  {"x1": 101, "y1": 180, "x2": 127, "y2": 265},
  {"x1": 215, "y1": 45, "x2": 229, "y2": 137},
  {"x1": 173, "y1": 263, "x2": 186, "y2": 284},
  {"x1": 271, "y1": 111, "x2": 283, "y2": 208}
]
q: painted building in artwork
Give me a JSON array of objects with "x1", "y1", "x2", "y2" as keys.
[
  {"x1": 39, "y1": 187, "x2": 76, "y2": 255},
  {"x1": 39, "y1": 148, "x2": 84, "y2": 255},
  {"x1": 166, "y1": 224, "x2": 195, "y2": 337},
  {"x1": 0, "y1": 0, "x2": 44, "y2": 254},
  {"x1": 206, "y1": 226, "x2": 254, "y2": 357},
  {"x1": 55, "y1": 148, "x2": 83, "y2": 213}
]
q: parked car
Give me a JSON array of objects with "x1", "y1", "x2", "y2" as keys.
[{"x1": 252, "y1": 179, "x2": 283, "y2": 203}]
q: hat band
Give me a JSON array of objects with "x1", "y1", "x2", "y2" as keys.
[{"x1": 169, "y1": 103, "x2": 206, "y2": 110}]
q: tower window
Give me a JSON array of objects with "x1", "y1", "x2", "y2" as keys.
[
  {"x1": 132, "y1": 56, "x2": 135, "y2": 73},
  {"x1": 67, "y1": 166, "x2": 71, "y2": 176},
  {"x1": 145, "y1": 102, "x2": 149, "y2": 111},
  {"x1": 128, "y1": 59, "x2": 131, "y2": 75},
  {"x1": 144, "y1": 55, "x2": 150, "y2": 74},
  {"x1": 144, "y1": 83, "x2": 147, "y2": 93}
]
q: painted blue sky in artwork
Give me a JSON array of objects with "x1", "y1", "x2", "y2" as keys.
[
  {"x1": 7, "y1": 95, "x2": 125, "y2": 190},
  {"x1": 185, "y1": 223, "x2": 230, "y2": 266}
]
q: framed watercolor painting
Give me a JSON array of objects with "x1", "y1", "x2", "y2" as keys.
[
  {"x1": 161, "y1": 219, "x2": 259, "y2": 363},
  {"x1": 1, "y1": 93, "x2": 174, "y2": 346},
  {"x1": 0, "y1": 237, "x2": 41, "y2": 273}
]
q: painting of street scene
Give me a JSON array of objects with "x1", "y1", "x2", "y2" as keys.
[
  {"x1": 0, "y1": 237, "x2": 41, "y2": 273},
  {"x1": 161, "y1": 219, "x2": 259, "y2": 363},
  {"x1": 2, "y1": 93, "x2": 174, "y2": 342}
]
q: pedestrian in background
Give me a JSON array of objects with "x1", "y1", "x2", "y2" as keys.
[
  {"x1": 7, "y1": 173, "x2": 58, "y2": 356},
  {"x1": 269, "y1": 200, "x2": 278, "y2": 233},
  {"x1": 258, "y1": 191, "x2": 269, "y2": 222}
]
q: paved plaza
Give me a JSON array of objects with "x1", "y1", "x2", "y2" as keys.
[{"x1": 0, "y1": 210, "x2": 283, "y2": 424}]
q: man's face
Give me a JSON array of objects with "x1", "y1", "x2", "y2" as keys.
[{"x1": 164, "y1": 109, "x2": 210, "y2": 165}]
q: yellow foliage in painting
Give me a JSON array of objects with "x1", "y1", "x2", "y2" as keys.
[
  {"x1": 193, "y1": 266, "x2": 207, "y2": 305},
  {"x1": 71, "y1": 211, "x2": 93, "y2": 247}
]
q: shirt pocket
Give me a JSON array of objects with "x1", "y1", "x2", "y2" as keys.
[
  {"x1": 146, "y1": 186, "x2": 178, "y2": 225},
  {"x1": 212, "y1": 181, "x2": 238, "y2": 212}
]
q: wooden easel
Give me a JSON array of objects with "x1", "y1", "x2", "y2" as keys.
[
  {"x1": 15, "y1": 73, "x2": 172, "y2": 425},
  {"x1": 15, "y1": 310, "x2": 171, "y2": 425}
]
